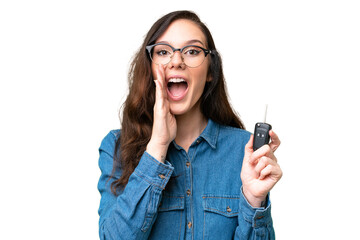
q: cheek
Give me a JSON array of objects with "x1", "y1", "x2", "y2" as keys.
[
  {"x1": 191, "y1": 74, "x2": 208, "y2": 97},
  {"x1": 193, "y1": 65, "x2": 210, "y2": 89},
  {"x1": 199, "y1": 59, "x2": 211, "y2": 82}
]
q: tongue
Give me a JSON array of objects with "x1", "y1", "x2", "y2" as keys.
[{"x1": 168, "y1": 82, "x2": 187, "y2": 97}]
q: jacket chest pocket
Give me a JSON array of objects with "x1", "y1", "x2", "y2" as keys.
[
  {"x1": 202, "y1": 195, "x2": 240, "y2": 240},
  {"x1": 149, "y1": 195, "x2": 184, "y2": 240}
]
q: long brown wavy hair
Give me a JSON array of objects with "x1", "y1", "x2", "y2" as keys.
[{"x1": 110, "y1": 10, "x2": 245, "y2": 195}]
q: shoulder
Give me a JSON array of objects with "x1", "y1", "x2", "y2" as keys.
[
  {"x1": 218, "y1": 124, "x2": 251, "y2": 137},
  {"x1": 99, "y1": 129, "x2": 121, "y2": 155},
  {"x1": 98, "y1": 129, "x2": 121, "y2": 177},
  {"x1": 217, "y1": 124, "x2": 251, "y2": 147}
]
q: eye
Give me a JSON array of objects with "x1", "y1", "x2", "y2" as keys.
[
  {"x1": 183, "y1": 47, "x2": 202, "y2": 56},
  {"x1": 155, "y1": 49, "x2": 171, "y2": 56},
  {"x1": 153, "y1": 44, "x2": 172, "y2": 57}
]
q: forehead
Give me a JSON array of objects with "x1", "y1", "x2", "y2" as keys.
[{"x1": 156, "y1": 19, "x2": 207, "y2": 47}]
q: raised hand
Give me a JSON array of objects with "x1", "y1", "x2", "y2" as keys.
[
  {"x1": 241, "y1": 130, "x2": 282, "y2": 207},
  {"x1": 146, "y1": 64, "x2": 177, "y2": 163}
]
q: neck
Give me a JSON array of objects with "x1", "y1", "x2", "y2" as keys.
[{"x1": 175, "y1": 103, "x2": 208, "y2": 152}]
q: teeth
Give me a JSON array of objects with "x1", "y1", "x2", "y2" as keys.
[{"x1": 168, "y1": 78, "x2": 186, "y2": 83}]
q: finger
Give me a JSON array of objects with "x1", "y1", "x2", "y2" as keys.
[
  {"x1": 269, "y1": 130, "x2": 281, "y2": 152},
  {"x1": 244, "y1": 134, "x2": 254, "y2": 161},
  {"x1": 155, "y1": 64, "x2": 167, "y2": 97},
  {"x1": 260, "y1": 162, "x2": 283, "y2": 181},
  {"x1": 254, "y1": 156, "x2": 267, "y2": 175},
  {"x1": 154, "y1": 65, "x2": 166, "y2": 108},
  {"x1": 259, "y1": 164, "x2": 273, "y2": 180},
  {"x1": 255, "y1": 155, "x2": 278, "y2": 174},
  {"x1": 154, "y1": 79, "x2": 162, "y2": 101},
  {"x1": 250, "y1": 144, "x2": 272, "y2": 162}
]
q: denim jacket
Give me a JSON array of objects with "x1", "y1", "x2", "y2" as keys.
[{"x1": 97, "y1": 119, "x2": 275, "y2": 240}]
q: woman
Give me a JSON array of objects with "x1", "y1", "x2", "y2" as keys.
[{"x1": 97, "y1": 10, "x2": 282, "y2": 240}]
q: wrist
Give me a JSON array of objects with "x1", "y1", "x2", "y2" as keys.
[
  {"x1": 242, "y1": 187, "x2": 267, "y2": 208},
  {"x1": 146, "y1": 140, "x2": 169, "y2": 163}
]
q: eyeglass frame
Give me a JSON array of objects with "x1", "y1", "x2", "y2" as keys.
[{"x1": 145, "y1": 43, "x2": 212, "y2": 68}]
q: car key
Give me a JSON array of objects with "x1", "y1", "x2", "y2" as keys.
[{"x1": 253, "y1": 104, "x2": 272, "y2": 151}]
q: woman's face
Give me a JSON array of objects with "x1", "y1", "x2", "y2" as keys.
[{"x1": 151, "y1": 19, "x2": 211, "y2": 116}]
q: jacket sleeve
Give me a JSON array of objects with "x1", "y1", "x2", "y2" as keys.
[
  {"x1": 234, "y1": 187, "x2": 275, "y2": 240},
  {"x1": 97, "y1": 131, "x2": 174, "y2": 240}
]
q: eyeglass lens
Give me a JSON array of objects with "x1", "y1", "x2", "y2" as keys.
[{"x1": 151, "y1": 44, "x2": 206, "y2": 68}]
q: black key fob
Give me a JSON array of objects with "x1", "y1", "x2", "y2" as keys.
[{"x1": 253, "y1": 122, "x2": 272, "y2": 151}]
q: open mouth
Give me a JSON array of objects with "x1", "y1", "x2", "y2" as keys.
[{"x1": 167, "y1": 78, "x2": 188, "y2": 100}]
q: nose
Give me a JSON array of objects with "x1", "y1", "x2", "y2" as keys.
[{"x1": 169, "y1": 51, "x2": 185, "y2": 68}]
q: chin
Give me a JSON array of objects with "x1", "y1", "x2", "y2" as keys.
[
  {"x1": 170, "y1": 100, "x2": 201, "y2": 117},
  {"x1": 169, "y1": 103, "x2": 190, "y2": 116},
  {"x1": 170, "y1": 107, "x2": 187, "y2": 116}
]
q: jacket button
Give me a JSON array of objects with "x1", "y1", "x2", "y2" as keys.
[
  {"x1": 186, "y1": 189, "x2": 191, "y2": 196},
  {"x1": 158, "y1": 174, "x2": 165, "y2": 179},
  {"x1": 186, "y1": 162, "x2": 190, "y2": 167},
  {"x1": 226, "y1": 206, "x2": 231, "y2": 212},
  {"x1": 188, "y1": 221, "x2": 192, "y2": 228}
]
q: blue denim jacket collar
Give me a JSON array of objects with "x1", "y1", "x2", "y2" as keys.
[
  {"x1": 171, "y1": 118, "x2": 219, "y2": 150},
  {"x1": 199, "y1": 118, "x2": 219, "y2": 149}
]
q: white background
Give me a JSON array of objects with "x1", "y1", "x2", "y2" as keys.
[{"x1": 1, "y1": 0, "x2": 359, "y2": 239}]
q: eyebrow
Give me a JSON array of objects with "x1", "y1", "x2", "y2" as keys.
[
  {"x1": 185, "y1": 39, "x2": 205, "y2": 46},
  {"x1": 156, "y1": 39, "x2": 206, "y2": 47}
]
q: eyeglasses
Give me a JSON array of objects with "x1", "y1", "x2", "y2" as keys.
[{"x1": 146, "y1": 43, "x2": 212, "y2": 68}]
